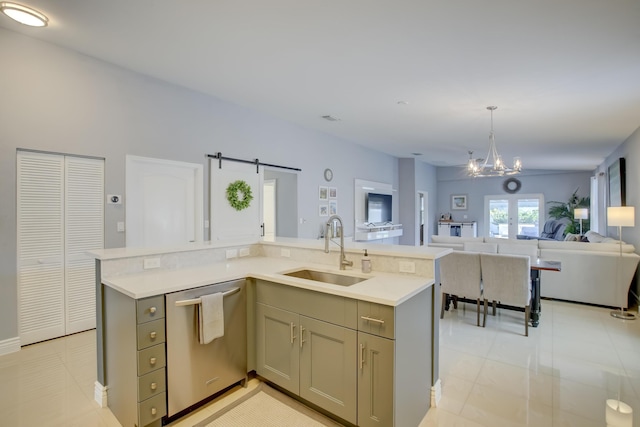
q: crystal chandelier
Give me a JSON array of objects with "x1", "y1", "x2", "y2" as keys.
[{"x1": 467, "y1": 106, "x2": 522, "y2": 177}]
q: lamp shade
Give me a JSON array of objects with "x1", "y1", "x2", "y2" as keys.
[
  {"x1": 608, "y1": 206, "x2": 635, "y2": 227},
  {"x1": 574, "y1": 208, "x2": 589, "y2": 220}
]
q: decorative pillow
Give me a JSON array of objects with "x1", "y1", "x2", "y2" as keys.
[
  {"x1": 584, "y1": 230, "x2": 605, "y2": 243},
  {"x1": 564, "y1": 233, "x2": 580, "y2": 242}
]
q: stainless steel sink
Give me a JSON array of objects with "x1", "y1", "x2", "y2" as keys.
[{"x1": 282, "y1": 269, "x2": 367, "y2": 286}]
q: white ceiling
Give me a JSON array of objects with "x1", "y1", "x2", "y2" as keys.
[{"x1": 2, "y1": 0, "x2": 639, "y2": 170}]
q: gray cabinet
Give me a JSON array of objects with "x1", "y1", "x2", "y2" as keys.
[
  {"x1": 104, "y1": 288, "x2": 166, "y2": 427},
  {"x1": 358, "y1": 332, "x2": 394, "y2": 427},
  {"x1": 255, "y1": 279, "x2": 432, "y2": 427},
  {"x1": 255, "y1": 281, "x2": 358, "y2": 424}
]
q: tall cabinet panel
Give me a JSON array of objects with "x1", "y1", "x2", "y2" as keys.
[{"x1": 17, "y1": 151, "x2": 104, "y2": 345}]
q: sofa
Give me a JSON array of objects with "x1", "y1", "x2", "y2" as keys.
[{"x1": 430, "y1": 234, "x2": 640, "y2": 309}]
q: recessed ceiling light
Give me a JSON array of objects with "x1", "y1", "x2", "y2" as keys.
[{"x1": 0, "y1": 2, "x2": 48, "y2": 27}]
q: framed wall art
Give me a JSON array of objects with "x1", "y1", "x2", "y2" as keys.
[{"x1": 451, "y1": 194, "x2": 468, "y2": 210}]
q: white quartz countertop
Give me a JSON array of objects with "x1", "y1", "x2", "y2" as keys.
[{"x1": 102, "y1": 256, "x2": 433, "y2": 306}]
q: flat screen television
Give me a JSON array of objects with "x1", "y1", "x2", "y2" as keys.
[{"x1": 366, "y1": 192, "x2": 392, "y2": 223}]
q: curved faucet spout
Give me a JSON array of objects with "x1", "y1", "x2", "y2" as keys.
[{"x1": 324, "y1": 215, "x2": 353, "y2": 270}]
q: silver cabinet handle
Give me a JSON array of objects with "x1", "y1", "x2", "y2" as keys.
[
  {"x1": 290, "y1": 322, "x2": 296, "y2": 344},
  {"x1": 149, "y1": 306, "x2": 157, "y2": 314},
  {"x1": 150, "y1": 382, "x2": 157, "y2": 390},
  {"x1": 151, "y1": 407, "x2": 157, "y2": 416},
  {"x1": 149, "y1": 331, "x2": 157, "y2": 339},
  {"x1": 300, "y1": 326, "x2": 305, "y2": 348},
  {"x1": 359, "y1": 343, "x2": 365, "y2": 370},
  {"x1": 149, "y1": 357, "x2": 156, "y2": 365},
  {"x1": 361, "y1": 315, "x2": 385, "y2": 324}
]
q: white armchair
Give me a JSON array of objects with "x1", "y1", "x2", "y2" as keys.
[
  {"x1": 439, "y1": 251, "x2": 482, "y2": 326},
  {"x1": 480, "y1": 253, "x2": 532, "y2": 336}
]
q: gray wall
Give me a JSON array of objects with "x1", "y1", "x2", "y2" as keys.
[
  {"x1": 398, "y1": 158, "x2": 438, "y2": 245},
  {"x1": 264, "y1": 169, "x2": 298, "y2": 238},
  {"x1": 435, "y1": 169, "x2": 593, "y2": 237},
  {"x1": 0, "y1": 28, "x2": 398, "y2": 342}
]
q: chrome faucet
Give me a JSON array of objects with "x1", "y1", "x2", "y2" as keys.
[{"x1": 324, "y1": 215, "x2": 353, "y2": 270}]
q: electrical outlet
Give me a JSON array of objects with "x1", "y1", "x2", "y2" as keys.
[
  {"x1": 399, "y1": 261, "x2": 416, "y2": 273},
  {"x1": 281, "y1": 248, "x2": 291, "y2": 258},
  {"x1": 116, "y1": 221, "x2": 125, "y2": 232},
  {"x1": 226, "y1": 249, "x2": 238, "y2": 259},
  {"x1": 143, "y1": 258, "x2": 161, "y2": 269},
  {"x1": 239, "y1": 247, "x2": 250, "y2": 257}
]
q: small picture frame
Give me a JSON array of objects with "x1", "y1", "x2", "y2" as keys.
[
  {"x1": 329, "y1": 200, "x2": 338, "y2": 215},
  {"x1": 319, "y1": 204, "x2": 328, "y2": 216},
  {"x1": 329, "y1": 187, "x2": 337, "y2": 199},
  {"x1": 451, "y1": 194, "x2": 467, "y2": 210},
  {"x1": 319, "y1": 186, "x2": 328, "y2": 201}
]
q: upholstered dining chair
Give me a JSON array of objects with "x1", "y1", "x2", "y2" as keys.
[
  {"x1": 480, "y1": 253, "x2": 531, "y2": 336},
  {"x1": 439, "y1": 251, "x2": 482, "y2": 326}
]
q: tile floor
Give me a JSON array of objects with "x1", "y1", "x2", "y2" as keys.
[{"x1": 1, "y1": 299, "x2": 639, "y2": 426}]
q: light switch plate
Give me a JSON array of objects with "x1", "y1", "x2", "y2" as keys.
[
  {"x1": 281, "y1": 248, "x2": 291, "y2": 258},
  {"x1": 239, "y1": 247, "x2": 250, "y2": 257},
  {"x1": 116, "y1": 221, "x2": 125, "y2": 232},
  {"x1": 226, "y1": 249, "x2": 238, "y2": 259}
]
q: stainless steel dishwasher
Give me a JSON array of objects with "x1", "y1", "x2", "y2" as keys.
[{"x1": 165, "y1": 279, "x2": 247, "y2": 417}]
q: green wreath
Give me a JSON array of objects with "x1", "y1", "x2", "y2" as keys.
[{"x1": 226, "y1": 180, "x2": 254, "y2": 211}]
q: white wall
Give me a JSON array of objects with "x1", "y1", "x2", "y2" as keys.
[{"x1": 0, "y1": 28, "x2": 398, "y2": 342}]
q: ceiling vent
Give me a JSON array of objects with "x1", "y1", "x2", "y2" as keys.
[{"x1": 321, "y1": 115, "x2": 340, "y2": 122}]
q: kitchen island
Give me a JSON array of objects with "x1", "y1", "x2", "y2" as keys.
[{"x1": 90, "y1": 238, "x2": 449, "y2": 426}]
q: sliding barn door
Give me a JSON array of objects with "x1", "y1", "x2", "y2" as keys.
[
  {"x1": 210, "y1": 160, "x2": 263, "y2": 241},
  {"x1": 17, "y1": 151, "x2": 104, "y2": 345}
]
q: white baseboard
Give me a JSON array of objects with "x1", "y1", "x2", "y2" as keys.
[
  {"x1": 431, "y1": 379, "x2": 442, "y2": 407},
  {"x1": 94, "y1": 381, "x2": 108, "y2": 408},
  {"x1": 0, "y1": 336, "x2": 20, "y2": 356}
]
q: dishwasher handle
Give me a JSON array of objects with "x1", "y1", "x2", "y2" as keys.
[{"x1": 174, "y1": 287, "x2": 240, "y2": 306}]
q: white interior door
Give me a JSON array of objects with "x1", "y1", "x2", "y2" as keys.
[
  {"x1": 64, "y1": 156, "x2": 104, "y2": 334},
  {"x1": 17, "y1": 152, "x2": 65, "y2": 345},
  {"x1": 126, "y1": 156, "x2": 203, "y2": 248},
  {"x1": 210, "y1": 160, "x2": 263, "y2": 241},
  {"x1": 263, "y1": 179, "x2": 276, "y2": 240}
]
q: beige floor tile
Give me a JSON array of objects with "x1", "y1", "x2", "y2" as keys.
[
  {"x1": 460, "y1": 383, "x2": 553, "y2": 427},
  {"x1": 439, "y1": 347, "x2": 486, "y2": 382},
  {"x1": 474, "y1": 359, "x2": 554, "y2": 406},
  {"x1": 437, "y1": 376, "x2": 474, "y2": 414},
  {"x1": 418, "y1": 407, "x2": 487, "y2": 427}
]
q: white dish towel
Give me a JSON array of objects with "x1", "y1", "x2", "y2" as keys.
[{"x1": 198, "y1": 292, "x2": 224, "y2": 345}]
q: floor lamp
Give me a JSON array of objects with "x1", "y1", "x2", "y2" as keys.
[
  {"x1": 574, "y1": 208, "x2": 588, "y2": 235},
  {"x1": 607, "y1": 206, "x2": 636, "y2": 320}
]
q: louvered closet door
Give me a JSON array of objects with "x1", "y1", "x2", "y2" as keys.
[
  {"x1": 65, "y1": 156, "x2": 104, "y2": 334},
  {"x1": 17, "y1": 152, "x2": 66, "y2": 345},
  {"x1": 18, "y1": 152, "x2": 104, "y2": 345}
]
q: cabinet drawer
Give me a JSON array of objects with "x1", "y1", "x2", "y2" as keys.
[
  {"x1": 358, "y1": 301, "x2": 395, "y2": 339},
  {"x1": 256, "y1": 280, "x2": 357, "y2": 329},
  {"x1": 138, "y1": 391, "x2": 167, "y2": 427},
  {"x1": 137, "y1": 318, "x2": 166, "y2": 350},
  {"x1": 137, "y1": 343, "x2": 166, "y2": 376},
  {"x1": 138, "y1": 368, "x2": 166, "y2": 402},
  {"x1": 137, "y1": 295, "x2": 164, "y2": 324}
]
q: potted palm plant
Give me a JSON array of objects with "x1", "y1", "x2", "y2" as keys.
[{"x1": 547, "y1": 188, "x2": 590, "y2": 235}]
